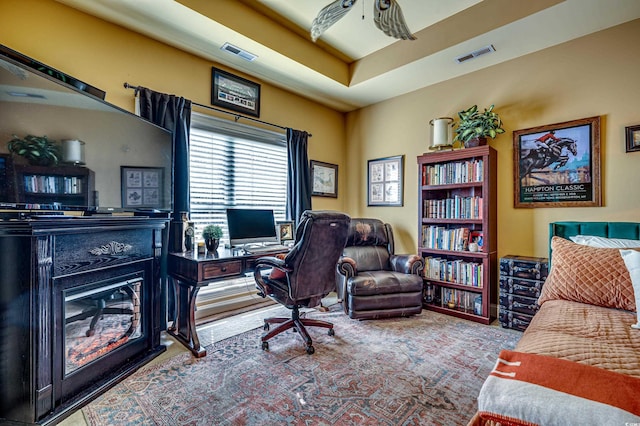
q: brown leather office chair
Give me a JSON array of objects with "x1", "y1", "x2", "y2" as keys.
[
  {"x1": 336, "y1": 218, "x2": 424, "y2": 319},
  {"x1": 253, "y1": 210, "x2": 350, "y2": 354}
]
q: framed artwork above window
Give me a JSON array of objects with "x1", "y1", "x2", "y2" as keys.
[{"x1": 211, "y1": 67, "x2": 261, "y2": 117}]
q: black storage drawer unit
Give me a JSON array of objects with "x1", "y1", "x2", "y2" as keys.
[
  {"x1": 499, "y1": 255, "x2": 548, "y2": 281},
  {"x1": 499, "y1": 255, "x2": 548, "y2": 331}
]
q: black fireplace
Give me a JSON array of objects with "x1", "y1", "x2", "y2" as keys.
[
  {"x1": 64, "y1": 276, "x2": 143, "y2": 375},
  {"x1": 0, "y1": 217, "x2": 168, "y2": 425}
]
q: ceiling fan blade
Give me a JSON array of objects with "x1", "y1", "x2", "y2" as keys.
[
  {"x1": 374, "y1": 0, "x2": 416, "y2": 40},
  {"x1": 311, "y1": 0, "x2": 358, "y2": 42}
]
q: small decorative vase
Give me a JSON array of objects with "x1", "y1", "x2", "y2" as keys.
[
  {"x1": 468, "y1": 242, "x2": 479, "y2": 252},
  {"x1": 205, "y1": 238, "x2": 219, "y2": 252},
  {"x1": 464, "y1": 137, "x2": 487, "y2": 148}
]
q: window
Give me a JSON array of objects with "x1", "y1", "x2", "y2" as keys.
[
  {"x1": 189, "y1": 113, "x2": 288, "y2": 246},
  {"x1": 189, "y1": 113, "x2": 288, "y2": 319}
]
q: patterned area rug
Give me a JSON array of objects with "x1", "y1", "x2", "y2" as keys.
[{"x1": 84, "y1": 306, "x2": 521, "y2": 425}]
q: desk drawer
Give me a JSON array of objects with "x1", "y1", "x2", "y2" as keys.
[{"x1": 202, "y1": 260, "x2": 242, "y2": 280}]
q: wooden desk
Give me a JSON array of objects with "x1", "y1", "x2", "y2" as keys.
[{"x1": 167, "y1": 247, "x2": 288, "y2": 357}]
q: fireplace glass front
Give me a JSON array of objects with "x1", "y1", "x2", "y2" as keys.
[{"x1": 64, "y1": 277, "x2": 143, "y2": 374}]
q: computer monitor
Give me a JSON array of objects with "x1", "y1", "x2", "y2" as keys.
[{"x1": 226, "y1": 208, "x2": 278, "y2": 247}]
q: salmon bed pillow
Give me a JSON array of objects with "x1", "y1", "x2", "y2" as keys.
[{"x1": 538, "y1": 236, "x2": 637, "y2": 312}]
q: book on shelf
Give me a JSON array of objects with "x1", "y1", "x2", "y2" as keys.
[
  {"x1": 440, "y1": 287, "x2": 481, "y2": 314},
  {"x1": 423, "y1": 255, "x2": 483, "y2": 288},
  {"x1": 421, "y1": 226, "x2": 470, "y2": 252},
  {"x1": 470, "y1": 230, "x2": 484, "y2": 248},
  {"x1": 423, "y1": 196, "x2": 483, "y2": 219},
  {"x1": 24, "y1": 175, "x2": 82, "y2": 194},
  {"x1": 422, "y1": 159, "x2": 484, "y2": 185}
]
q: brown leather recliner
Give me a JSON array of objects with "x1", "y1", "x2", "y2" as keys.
[{"x1": 336, "y1": 218, "x2": 424, "y2": 320}]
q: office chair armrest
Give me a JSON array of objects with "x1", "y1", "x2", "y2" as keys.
[
  {"x1": 253, "y1": 256, "x2": 292, "y2": 296},
  {"x1": 390, "y1": 254, "x2": 424, "y2": 276},
  {"x1": 337, "y1": 256, "x2": 357, "y2": 277}
]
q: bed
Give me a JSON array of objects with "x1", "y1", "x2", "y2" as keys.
[{"x1": 470, "y1": 221, "x2": 640, "y2": 426}]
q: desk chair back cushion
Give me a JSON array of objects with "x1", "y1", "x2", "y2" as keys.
[
  {"x1": 254, "y1": 211, "x2": 350, "y2": 354},
  {"x1": 265, "y1": 210, "x2": 350, "y2": 308}
]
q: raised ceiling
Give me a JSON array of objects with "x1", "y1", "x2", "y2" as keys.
[{"x1": 56, "y1": 0, "x2": 640, "y2": 112}]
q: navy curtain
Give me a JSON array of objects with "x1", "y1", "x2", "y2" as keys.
[
  {"x1": 286, "y1": 128, "x2": 312, "y2": 226},
  {"x1": 137, "y1": 87, "x2": 192, "y2": 218},
  {"x1": 138, "y1": 87, "x2": 192, "y2": 326}
]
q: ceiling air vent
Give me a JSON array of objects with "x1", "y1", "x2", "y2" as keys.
[
  {"x1": 221, "y1": 43, "x2": 258, "y2": 62},
  {"x1": 455, "y1": 45, "x2": 496, "y2": 64}
]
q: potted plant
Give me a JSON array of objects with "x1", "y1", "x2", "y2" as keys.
[
  {"x1": 453, "y1": 104, "x2": 505, "y2": 148},
  {"x1": 202, "y1": 224, "x2": 223, "y2": 252},
  {"x1": 7, "y1": 134, "x2": 60, "y2": 166}
]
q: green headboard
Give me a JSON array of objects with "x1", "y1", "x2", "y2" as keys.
[{"x1": 549, "y1": 221, "x2": 640, "y2": 261}]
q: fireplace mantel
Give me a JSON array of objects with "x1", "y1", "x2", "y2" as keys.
[{"x1": 0, "y1": 216, "x2": 169, "y2": 425}]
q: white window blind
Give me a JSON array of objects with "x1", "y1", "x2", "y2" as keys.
[{"x1": 189, "y1": 113, "x2": 288, "y2": 246}]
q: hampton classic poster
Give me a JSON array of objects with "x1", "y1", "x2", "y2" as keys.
[{"x1": 513, "y1": 116, "x2": 601, "y2": 208}]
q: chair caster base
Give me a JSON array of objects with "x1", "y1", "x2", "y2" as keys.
[
  {"x1": 328, "y1": 328, "x2": 335, "y2": 336},
  {"x1": 262, "y1": 341, "x2": 269, "y2": 351},
  {"x1": 306, "y1": 345, "x2": 315, "y2": 355}
]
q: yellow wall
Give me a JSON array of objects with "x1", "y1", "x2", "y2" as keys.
[
  {"x1": 2, "y1": 1, "x2": 639, "y2": 258},
  {"x1": 0, "y1": 0, "x2": 346, "y2": 212},
  {"x1": 347, "y1": 19, "x2": 640, "y2": 257}
]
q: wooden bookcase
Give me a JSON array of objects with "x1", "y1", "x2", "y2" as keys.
[
  {"x1": 13, "y1": 164, "x2": 95, "y2": 208},
  {"x1": 417, "y1": 145, "x2": 497, "y2": 324}
]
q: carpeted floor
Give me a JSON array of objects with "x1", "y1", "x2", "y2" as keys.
[{"x1": 83, "y1": 305, "x2": 521, "y2": 425}]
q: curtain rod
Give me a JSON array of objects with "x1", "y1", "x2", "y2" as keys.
[{"x1": 123, "y1": 82, "x2": 311, "y2": 137}]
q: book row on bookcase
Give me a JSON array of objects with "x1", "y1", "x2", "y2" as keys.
[
  {"x1": 423, "y1": 196, "x2": 483, "y2": 219},
  {"x1": 421, "y1": 158, "x2": 484, "y2": 185},
  {"x1": 422, "y1": 225, "x2": 485, "y2": 252},
  {"x1": 22, "y1": 174, "x2": 84, "y2": 194},
  {"x1": 423, "y1": 284, "x2": 482, "y2": 316},
  {"x1": 423, "y1": 255, "x2": 484, "y2": 288}
]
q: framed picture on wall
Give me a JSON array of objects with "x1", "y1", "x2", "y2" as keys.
[
  {"x1": 211, "y1": 67, "x2": 261, "y2": 117},
  {"x1": 310, "y1": 160, "x2": 338, "y2": 198},
  {"x1": 121, "y1": 166, "x2": 164, "y2": 208},
  {"x1": 367, "y1": 155, "x2": 404, "y2": 206},
  {"x1": 625, "y1": 124, "x2": 640, "y2": 152},
  {"x1": 513, "y1": 116, "x2": 601, "y2": 208}
]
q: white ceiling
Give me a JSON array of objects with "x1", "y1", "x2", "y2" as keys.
[{"x1": 56, "y1": 0, "x2": 640, "y2": 112}]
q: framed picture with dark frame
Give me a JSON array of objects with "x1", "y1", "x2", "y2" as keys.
[
  {"x1": 625, "y1": 124, "x2": 640, "y2": 153},
  {"x1": 211, "y1": 67, "x2": 261, "y2": 117},
  {"x1": 121, "y1": 166, "x2": 164, "y2": 209},
  {"x1": 310, "y1": 160, "x2": 338, "y2": 198},
  {"x1": 367, "y1": 155, "x2": 404, "y2": 207},
  {"x1": 276, "y1": 221, "x2": 295, "y2": 244},
  {"x1": 513, "y1": 116, "x2": 601, "y2": 208}
]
